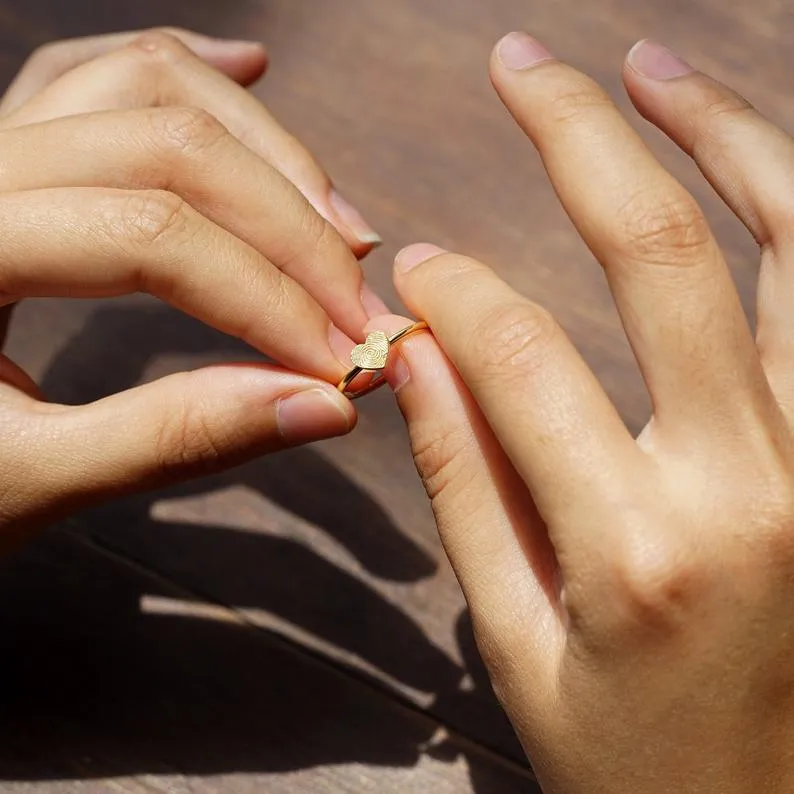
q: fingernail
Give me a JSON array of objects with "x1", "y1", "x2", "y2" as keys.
[
  {"x1": 216, "y1": 38, "x2": 265, "y2": 49},
  {"x1": 394, "y1": 243, "x2": 447, "y2": 275},
  {"x1": 192, "y1": 36, "x2": 265, "y2": 53},
  {"x1": 328, "y1": 324, "x2": 355, "y2": 367},
  {"x1": 628, "y1": 40, "x2": 693, "y2": 80},
  {"x1": 277, "y1": 388, "x2": 352, "y2": 444},
  {"x1": 387, "y1": 354, "x2": 411, "y2": 393},
  {"x1": 225, "y1": 38, "x2": 264, "y2": 47},
  {"x1": 497, "y1": 32, "x2": 554, "y2": 71},
  {"x1": 330, "y1": 190, "x2": 383, "y2": 247},
  {"x1": 361, "y1": 282, "x2": 390, "y2": 320}
]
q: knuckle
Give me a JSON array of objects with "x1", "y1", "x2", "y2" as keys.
[
  {"x1": 611, "y1": 535, "x2": 705, "y2": 631},
  {"x1": 411, "y1": 421, "x2": 476, "y2": 504},
  {"x1": 99, "y1": 190, "x2": 192, "y2": 293},
  {"x1": 148, "y1": 105, "x2": 229, "y2": 160},
  {"x1": 468, "y1": 302, "x2": 559, "y2": 383},
  {"x1": 122, "y1": 29, "x2": 191, "y2": 87},
  {"x1": 544, "y1": 78, "x2": 614, "y2": 127},
  {"x1": 702, "y1": 91, "x2": 755, "y2": 125},
  {"x1": 132, "y1": 29, "x2": 190, "y2": 59},
  {"x1": 154, "y1": 391, "x2": 226, "y2": 478},
  {"x1": 614, "y1": 192, "x2": 712, "y2": 266},
  {"x1": 24, "y1": 41, "x2": 63, "y2": 71},
  {"x1": 120, "y1": 189, "x2": 190, "y2": 250},
  {"x1": 689, "y1": 90, "x2": 756, "y2": 178}
]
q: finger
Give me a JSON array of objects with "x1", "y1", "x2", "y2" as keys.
[
  {"x1": 0, "y1": 107, "x2": 383, "y2": 334},
  {"x1": 5, "y1": 31, "x2": 381, "y2": 256},
  {"x1": 490, "y1": 33, "x2": 772, "y2": 431},
  {"x1": 0, "y1": 187, "x2": 356, "y2": 381},
  {"x1": 369, "y1": 313, "x2": 563, "y2": 687},
  {"x1": 394, "y1": 244, "x2": 641, "y2": 565},
  {"x1": 0, "y1": 28, "x2": 267, "y2": 114},
  {"x1": 623, "y1": 40, "x2": 794, "y2": 399},
  {"x1": 6, "y1": 365, "x2": 354, "y2": 532}
]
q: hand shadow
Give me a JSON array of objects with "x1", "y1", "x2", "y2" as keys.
[
  {"x1": 0, "y1": 301, "x2": 533, "y2": 791},
  {"x1": 0, "y1": 530, "x2": 536, "y2": 791}
]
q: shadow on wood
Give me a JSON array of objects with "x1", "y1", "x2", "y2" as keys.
[
  {"x1": 0, "y1": 530, "x2": 534, "y2": 792},
  {"x1": 0, "y1": 302, "x2": 530, "y2": 791}
]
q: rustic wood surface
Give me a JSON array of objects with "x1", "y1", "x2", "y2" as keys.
[{"x1": 1, "y1": 0, "x2": 792, "y2": 791}]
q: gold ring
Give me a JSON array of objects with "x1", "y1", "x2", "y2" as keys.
[{"x1": 337, "y1": 320, "x2": 428, "y2": 399}]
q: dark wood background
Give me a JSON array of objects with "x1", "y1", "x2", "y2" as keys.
[{"x1": 0, "y1": 1, "x2": 791, "y2": 791}]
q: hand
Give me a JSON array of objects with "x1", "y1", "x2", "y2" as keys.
[
  {"x1": 0, "y1": 29, "x2": 388, "y2": 548},
  {"x1": 381, "y1": 35, "x2": 794, "y2": 793},
  {"x1": 0, "y1": 27, "x2": 381, "y2": 255}
]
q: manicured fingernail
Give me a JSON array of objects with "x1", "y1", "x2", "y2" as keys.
[
  {"x1": 628, "y1": 40, "x2": 693, "y2": 80},
  {"x1": 394, "y1": 243, "x2": 447, "y2": 275},
  {"x1": 387, "y1": 354, "x2": 411, "y2": 393},
  {"x1": 497, "y1": 32, "x2": 554, "y2": 71},
  {"x1": 361, "y1": 282, "x2": 390, "y2": 320},
  {"x1": 328, "y1": 324, "x2": 355, "y2": 367},
  {"x1": 330, "y1": 190, "x2": 383, "y2": 247},
  {"x1": 277, "y1": 388, "x2": 352, "y2": 444}
]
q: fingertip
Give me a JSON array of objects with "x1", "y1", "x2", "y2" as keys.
[
  {"x1": 394, "y1": 243, "x2": 448, "y2": 276},
  {"x1": 204, "y1": 42, "x2": 269, "y2": 85},
  {"x1": 493, "y1": 32, "x2": 554, "y2": 74},
  {"x1": 276, "y1": 386, "x2": 356, "y2": 445},
  {"x1": 179, "y1": 35, "x2": 269, "y2": 84},
  {"x1": 328, "y1": 189, "x2": 383, "y2": 252},
  {"x1": 625, "y1": 39, "x2": 694, "y2": 82}
]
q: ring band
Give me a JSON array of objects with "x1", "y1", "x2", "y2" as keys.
[{"x1": 337, "y1": 320, "x2": 428, "y2": 399}]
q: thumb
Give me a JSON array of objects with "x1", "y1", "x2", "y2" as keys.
[{"x1": 22, "y1": 363, "x2": 354, "y2": 518}]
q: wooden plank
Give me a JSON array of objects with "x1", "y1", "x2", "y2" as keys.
[{"x1": 0, "y1": 529, "x2": 536, "y2": 792}]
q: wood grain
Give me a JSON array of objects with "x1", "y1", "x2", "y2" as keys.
[
  {"x1": 0, "y1": 528, "x2": 535, "y2": 792},
  {"x1": 1, "y1": 0, "x2": 792, "y2": 791}
]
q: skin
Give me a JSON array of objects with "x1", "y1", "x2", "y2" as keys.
[
  {"x1": 376, "y1": 33, "x2": 794, "y2": 794},
  {"x1": 4, "y1": 24, "x2": 794, "y2": 794},
  {"x1": 0, "y1": 27, "x2": 394, "y2": 548}
]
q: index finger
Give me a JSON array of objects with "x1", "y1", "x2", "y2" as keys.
[{"x1": 0, "y1": 187, "x2": 354, "y2": 382}]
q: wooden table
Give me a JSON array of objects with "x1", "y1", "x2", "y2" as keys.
[{"x1": 0, "y1": 1, "x2": 791, "y2": 791}]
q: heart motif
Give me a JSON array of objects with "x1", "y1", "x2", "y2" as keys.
[{"x1": 350, "y1": 330, "x2": 390, "y2": 370}]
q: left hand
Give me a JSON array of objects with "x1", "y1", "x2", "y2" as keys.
[
  {"x1": 379, "y1": 34, "x2": 794, "y2": 794},
  {"x1": 0, "y1": 27, "x2": 381, "y2": 258},
  {"x1": 0, "y1": 26, "x2": 385, "y2": 352},
  {"x1": 0, "y1": 28, "x2": 385, "y2": 548}
]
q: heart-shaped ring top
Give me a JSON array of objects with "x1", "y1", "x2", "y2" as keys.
[{"x1": 350, "y1": 330, "x2": 390, "y2": 370}]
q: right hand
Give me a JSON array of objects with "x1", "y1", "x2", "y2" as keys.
[
  {"x1": 0, "y1": 29, "x2": 385, "y2": 548},
  {"x1": 382, "y1": 33, "x2": 794, "y2": 794}
]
